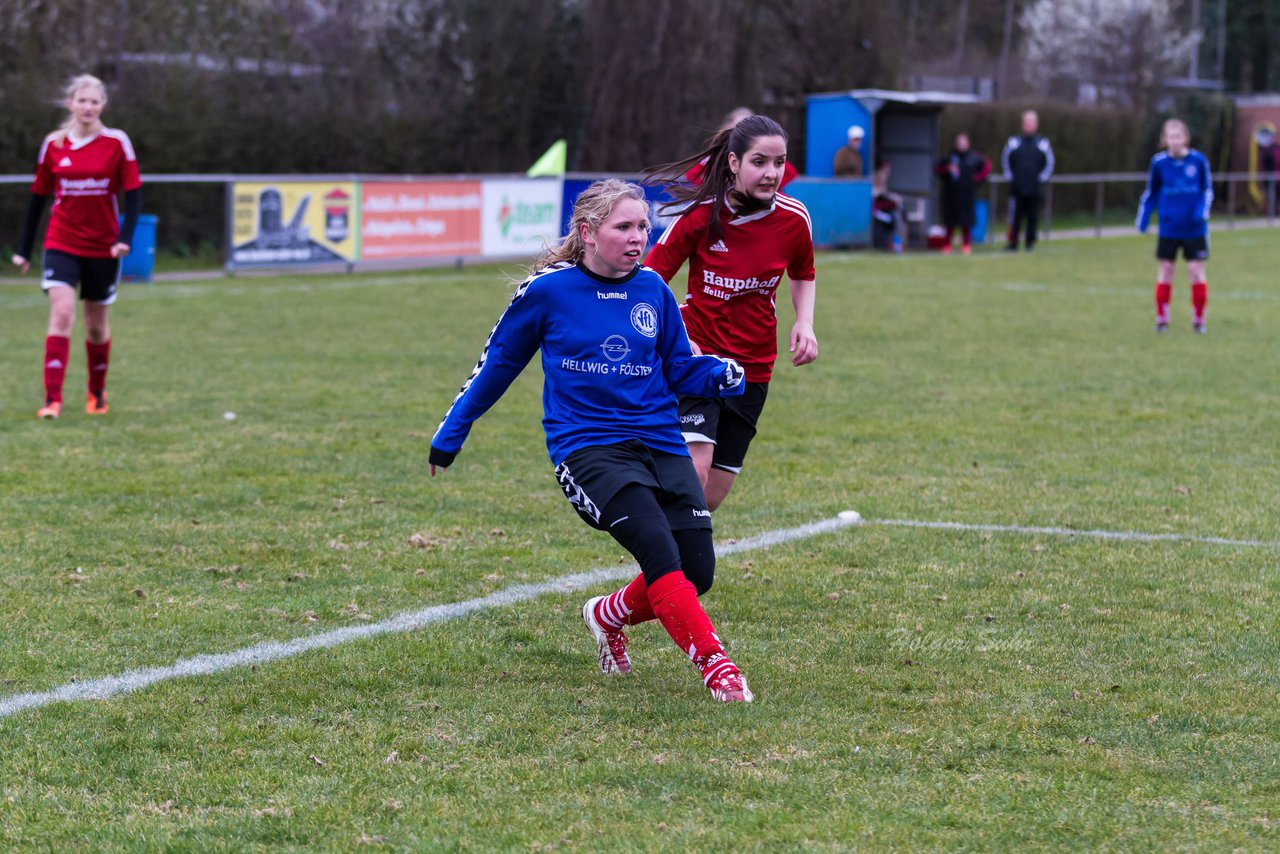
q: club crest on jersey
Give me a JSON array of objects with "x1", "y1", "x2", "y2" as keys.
[
  {"x1": 601, "y1": 335, "x2": 631, "y2": 361},
  {"x1": 630, "y1": 303, "x2": 658, "y2": 338},
  {"x1": 1185, "y1": 164, "x2": 1197, "y2": 178}
]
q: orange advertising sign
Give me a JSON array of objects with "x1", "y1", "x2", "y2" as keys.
[{"x1": 360, "y1": 180, "x2": 483, "y2": 258}]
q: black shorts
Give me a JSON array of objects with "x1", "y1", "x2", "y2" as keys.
[
  {"x1": 554, "y1": 440, "x2": 711, "y2": 532},
  {"x1": 42, "y1": 249, "x2": 120, "y2": 304},
  {"x1": 1156, "y1": 236, "x2": 1209, "y2": 262},
  {"x1": 678, "y1": 381, "x2": 769, "y2": 474}
]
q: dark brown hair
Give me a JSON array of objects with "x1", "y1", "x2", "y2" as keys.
[{"x1": 644, "y1": 114, "x2": 788, "y2": 243}]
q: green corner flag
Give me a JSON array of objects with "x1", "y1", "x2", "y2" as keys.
[{"x1": 526, "y1": 139, "x2": 567, "y2": 177}]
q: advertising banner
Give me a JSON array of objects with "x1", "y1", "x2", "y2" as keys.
[
  {"x1": 230, "y1": 181, "x2": 358, "y2": 266},
  {"x1": 480, "y1": 178, "x2": 563, "y2": 257},
  {"x1": 361, "y1": 180, "x2": 482, "y2": 259}
]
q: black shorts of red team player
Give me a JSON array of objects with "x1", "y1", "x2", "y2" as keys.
[
  {"x1": 678, "y1": 381, "x2": 769, "y2": 474},
  {"x1": 554, "y1": 439, "x2": 711, "y2": 532},
  {"x1": 42, "y1": 249, "x2": 121, "y2": 304},
  {"x1": 1155, "y1": 235, "x2": 1209, "y2": 262}
]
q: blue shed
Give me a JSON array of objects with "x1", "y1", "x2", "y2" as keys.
[{"x1": 805, "y1": 89, "x2": 979, "y2": 244}]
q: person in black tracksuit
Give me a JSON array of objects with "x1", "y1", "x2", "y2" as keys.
[
  {"x1": 935, "y1": 132, "x2": 991, "y2": 254},
  {"x1": 1001, "y1": 110, "x2": 1055, "y2": 251}
]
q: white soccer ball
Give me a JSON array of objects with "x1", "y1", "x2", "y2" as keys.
[{"x1": 223, "y1": 411, "x2": 237, "y2": 421}]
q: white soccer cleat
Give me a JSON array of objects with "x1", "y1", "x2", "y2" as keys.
[
  {"x1": 697, "y1": 651, "x2": 753, "y2": 703},
  {"x1": 582, "y1": 596, "x2": 631, "y2": 675}
]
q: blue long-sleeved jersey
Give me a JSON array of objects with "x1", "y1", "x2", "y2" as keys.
[
  {"x1": 1137, "y1": 149, "x2": 1212, "y2": 238},
  {"x1": 431, "y1": 260, "x2": 743, "y2": 467}
]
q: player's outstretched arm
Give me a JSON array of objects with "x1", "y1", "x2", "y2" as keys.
[
  {"x1": 428, "y1": 277, "x2": 543, "y2": 478},
  {"x1": 655, "y1": 286, "x2": 744, "y2": 397}
]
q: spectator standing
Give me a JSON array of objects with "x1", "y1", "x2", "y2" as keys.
[
  {"x1": 935, "y1": 132, "x2": 991, "y2": 255},
  {"x1": 1002, "y1": 110, "x2": 1054, "y2": 251}
]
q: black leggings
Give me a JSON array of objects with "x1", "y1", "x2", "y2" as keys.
[{"x1": 599, "y1": 483, "x2": 715, "y2": 594}]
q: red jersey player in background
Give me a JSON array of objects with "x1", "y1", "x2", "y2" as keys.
[
  {"x1": 645, "y1": 114, "x2": 818, "y2": 512},
  {"x1": 11, "y1": 73, "x2": 142, "y2": 418}
]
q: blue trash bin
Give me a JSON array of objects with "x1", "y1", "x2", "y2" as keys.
[
  {"x1": 972, "y1": 200, "x2": 988, "y2": 245},
  {"x1": 118, "y1": 213, "x2": 158, "y2": 282}
]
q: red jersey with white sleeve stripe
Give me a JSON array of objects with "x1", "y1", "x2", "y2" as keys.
[
  {"x1": 645, "y1": 193, "x2": 815, "y2": 383},
  {"x1": 31, "y1": 128, "x2": 142, "y2": 258}
]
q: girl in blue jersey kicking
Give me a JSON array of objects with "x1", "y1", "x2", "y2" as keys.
[
  {"x1": 1137, "y1": 118, "x2": 1213, "y2": 333},
  {"x1": 429, "y1": 179, "x2": 754, "y2": 703}
]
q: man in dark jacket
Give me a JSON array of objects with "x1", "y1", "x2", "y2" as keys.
[{"x1": 1001, "y1": 110, "x2": 1055, "y2": 251}]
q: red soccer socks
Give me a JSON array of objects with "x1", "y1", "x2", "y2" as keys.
[
  {"x1": 593, "y1": 573, "x2": 656, "y2": 630},
  {"x1": 648, "y1": 571, "x2": 722, "y2": 661},
  {"x1": 1155, "y1": 282, "x2": 1207, "y2": 331},
  {"x1": 590, "y1": 570, "x2": 751, "y2": 701},
  {"x1": 1191, "y1": 281, "x2": 1207, "y2": 328},
  {"x1": 43, "y1": 335, "x2": 70, "y2": 405},
  {"x1": 1155, "y1": 282, "x2": 1172, "y2": 328},
  {"x1": 86, "y1": 338, "x2": 111, "y2": 398}
]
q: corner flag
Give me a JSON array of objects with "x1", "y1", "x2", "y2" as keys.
[{"x1": 527, "y1": 139, "x2": 567, "y2": 177}]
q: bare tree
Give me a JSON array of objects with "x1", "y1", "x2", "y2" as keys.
[
  {"x1": 997, "y1": 0, "x2": 1016, "y2": 95},
  {"x1": 1020, "y1": 0, "x2": 1198, "y2": 106}
]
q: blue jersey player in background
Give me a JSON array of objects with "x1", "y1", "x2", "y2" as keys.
[
  {"x1": 430, "y1": 180, "x2": 755, "y2": 703},
  {"x1": 1137, "y1": 118, "x2": 1213, "y2": 333}
]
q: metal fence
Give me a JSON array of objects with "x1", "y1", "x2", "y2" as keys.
[
  {"x1": 985, "y1": 171, "x2": 1279, "y2": 242},
  {"x1": 5, "y1": 171, "x2": 1278, "y2": 257}
]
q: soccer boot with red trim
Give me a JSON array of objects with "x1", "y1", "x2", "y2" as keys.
[
  {"x1": 37, "y1": 399, "x2": 62, "y2": 419},
  {"x1": 696, "y1": 651, "x2": 753, "y2": 703},
  {"x1": 86, "y1": 391, "x2": 109, "y2": 415},
  {"x1": 582, "y1": 596, "x2": 631, "y2": 675}
]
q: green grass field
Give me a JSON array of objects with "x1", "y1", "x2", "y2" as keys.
[{"x1": 1, "y1": 233, "x2": 1278, "y2": 850}]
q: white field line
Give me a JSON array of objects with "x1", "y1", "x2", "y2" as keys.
[
  {"x1": 0, "y1": 514, "x2": 856, "y2": 721},
  {"x1": 862, "y1": 517, "x2": 1280, "y2": 549}
]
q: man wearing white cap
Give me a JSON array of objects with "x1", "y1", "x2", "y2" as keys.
[{"x1": 833, "y1": 125, "x2": 865, "y2": 177}]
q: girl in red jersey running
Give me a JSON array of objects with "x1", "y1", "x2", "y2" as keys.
[
  {"x1": 644, "y1": 114, "x2": 818, "y2": 511},
  {"x1": 11, "y1": 73, "x2": 142, "y2": 418}
]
